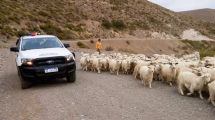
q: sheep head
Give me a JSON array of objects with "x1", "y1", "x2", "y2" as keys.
[
  {"x1": 148, "y1": 65, "x2": 155, "y2": 73},
  {"x1": 202, "y1": 73, "x2": 211, "y2": 85}
]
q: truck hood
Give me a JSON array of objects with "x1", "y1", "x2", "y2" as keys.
[{"x1": 20, "y1": 48, "x2": 71, "y2": 59}]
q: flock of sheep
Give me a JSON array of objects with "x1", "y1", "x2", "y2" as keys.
[{"x1": 80, "y1": 51, "x2": 215, "y2": 107}]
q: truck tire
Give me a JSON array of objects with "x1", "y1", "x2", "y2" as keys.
[
  {"x1": 66, "y1": 71, "x2": 76, "y2": 83},
  {"x1": 18, "y1": 71, "x2": 33, "y2": 89}
]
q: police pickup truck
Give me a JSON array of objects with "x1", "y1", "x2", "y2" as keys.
[{"x1": 10, "y1": 34, "x2": 76, "y2": 89}]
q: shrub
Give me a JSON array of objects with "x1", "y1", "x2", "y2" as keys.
[
  {"x1": 65, "y1": 24, "x2": 83, "y2": 32},
  {"x1": 130, "y1": 20, "x2": 150, "y2": 30},
  {"x1": 102, "y1": 19, "x2": 111, "y2": 29},
  {"x1": 40, "y1": 23, "x2": 62, "y2": 35},
  {"x1": 172, "y1": 48, "x2": 179, "y2": 53},
  {"x1": 90, "y1": 40, "x2": 94, "y2": 44},
  {"x1": 200, "y1": 51, "x2": 215, "y2": 59},
  {"x1": 8, "y1": 16, "x2": 20, "y2": 24},
  {"x1": 126, "y1": 40, "x2": 130, "y2": 45},
  {"x1": 181, "y1": 46, "x2": 188, "y2": 50},
  {"x1": 118, "y1": 48, "x2": 138, "y2": 54},
  {"x1": 65, "y1": 24, "x2": 76, "y2": 30},
  {"x1": 40, "y1": 23, "x2": 74, "y2": 40},
  {"x1": 77, "y1": 41, "x2": 89, "y2": 49},
  {"x1": 111, "y1": 20, "x2": 126, "y2": 30},
  {"x1": 38, "y1": 11, "x2": 49, "y2": 17},
  {"x1": 17, "y1": 31, "x2": 26, "y2": 37},
  {"x1": 105, "y1": 46, "x2": 114, "y2": 51}
]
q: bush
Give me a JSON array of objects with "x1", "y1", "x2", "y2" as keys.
[
  {"x1": 38, "y1": 11, "x2": 49, "y2": 17},
  {"x1": 40, "y1": 23, "x2": 62, "y2": 34},
  {"x1": 77, "y1": 41, "x2": 89, "y2": 49},
  {"x1": 130, "y1": 20, "x2": 150, "y2": 30},
  {"x1": 111, "y1": 20, "x2": 126, "y2": 30},
  {"x1": 90, "y1": 40, "x2": 94, "y2": 44},
  {"x1": 105, "y1": 46, "x2": 114, "y2": 51},
  {"x1": 102, "y1": 19, "x2": 111, "y2": 29},
  {"x1": 40, "y1": 23, "x2": 74, "y2": 40},
  {"x1": 126, "y1": 40, "x2": 130, "y2": 45},
  {"x1": 118, "y1": 48, "x2": 138, "y2": 54},
  {"x1": 17, "y1": 31, "x2": 26, "y2": 37},
  {"x1": 65, "y1": 24, "x2": 83, "y2": 32},
  {"x1": 65, "y1": 24, "x2": 76, "y2": 30},
  {"x1": 200, "y1": 51, "x2": 215, "y2": 59},
  {"x1": 8, "y1": 16, "x2": 20, "y2": 24}
]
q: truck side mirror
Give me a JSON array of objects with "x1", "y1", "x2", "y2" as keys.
[
  {"x1": 64, "y1": 43, "x2": 70, "y2": 48},
  {"x1": 10, "y1": 46, "x2": 19, "y2": 52}
]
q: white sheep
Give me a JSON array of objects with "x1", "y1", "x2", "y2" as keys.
[
  {"x1": 109, "y1": 59, "x2": 121, "y2": 75},
  {"x1": 121, "y1": 59, "x2": 131, "y2": 74},
  {"x1": 177, "y1": 71, "x2": 211, "y2": 99},
  {"x1": 200, "y1": 67, "x2": 215, "y2": 82},
  {"x1": 208, "y1": 81, "x2": 215, "y2": 107},
  {"x1": 139, "y1": 65, "x2": 155, "y2": 88},
  {"x1": 80, "y1": 56, "x2": 88, "y2": 71},
  {"x1": 133, "y1": 60, "x2": 152, "y2": 78},
  {"x1": 160, "y1": 63, "x2": 177, "y2": 86},
  {"x1": 101, "y1": 57, "x2": 109, "y2": 71},
  {"x1": 153, "y1": 64, "x2": 162, "y2": 81},
  {"x1": 92, "y1": 58, "x2": 102, "y2": 73}
]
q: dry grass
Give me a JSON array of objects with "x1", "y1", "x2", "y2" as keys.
[{"x1": 118, "y1": 48, "x2": 138, "y2": 54}]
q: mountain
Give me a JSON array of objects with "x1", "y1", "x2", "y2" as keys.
[
  {"x1": 180, "y1": 9, "x2": 215, "y2": 24},
  {"x1": 0, "y1": 0, "x2": 215, "y2": 40}
]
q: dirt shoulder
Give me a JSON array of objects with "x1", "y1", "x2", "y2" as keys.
[{"x1": 67, "y1": 39, "x2": 186, "y2": 57}]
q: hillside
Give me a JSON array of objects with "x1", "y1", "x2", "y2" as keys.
[
  {"x1": 180, "y1": 9, "x2": 215, "y2": 24},
  {"x1": 0, "y1": 0, "x2": 215, "y2": 40}
]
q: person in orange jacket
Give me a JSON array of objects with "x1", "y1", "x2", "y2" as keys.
[{"x1": 96, "y1": 39, "x2": 102, "y2": 54}]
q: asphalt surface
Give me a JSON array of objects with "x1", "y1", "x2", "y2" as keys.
[{"x1": 0, "y1": 50, "x2": 215, "y2": 120}]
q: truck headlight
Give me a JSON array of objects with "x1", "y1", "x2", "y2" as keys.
[
  {"x1": 65, "y1": 54, "x2": 75, "y2": 62},
  {"x1": 21, "y1": 58, "x2": 33, "y2": 65}
]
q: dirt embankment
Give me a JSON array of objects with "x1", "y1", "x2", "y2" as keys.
[{"x1": 68, "y1": 39, "x2": 186, "y2": 57}]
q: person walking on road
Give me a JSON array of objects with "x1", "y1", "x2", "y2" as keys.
[{"x1": 96, "y1": 39, "x2": 102, "y2": 54}]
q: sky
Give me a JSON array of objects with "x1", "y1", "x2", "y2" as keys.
[{"x1": 147, "y1": 0, "x2": 215, "y2": 12}]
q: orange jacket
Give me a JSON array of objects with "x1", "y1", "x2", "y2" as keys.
[{"x1": 96, "y1": 41, "x2": 102, "y2": 50}]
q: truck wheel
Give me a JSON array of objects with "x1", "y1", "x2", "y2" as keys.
[
  {"x1": 19, "y1": 71, "x2": 33, "y2": 89},
  {"x1": 66, "y1": 71, "x2": 76, "y2": 83}
]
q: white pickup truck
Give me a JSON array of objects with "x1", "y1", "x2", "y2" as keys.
[{"x1": 10, "y1": 34, "x2": 76, "y2": 89}]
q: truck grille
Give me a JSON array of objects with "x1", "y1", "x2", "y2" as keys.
[{"x1": 34, "y1": 57, "x2": 66, "y2": 66}]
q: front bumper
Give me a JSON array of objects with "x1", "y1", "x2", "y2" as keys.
[{"x1": 18, "y1": 61, "x2": 76, "y2": 81}]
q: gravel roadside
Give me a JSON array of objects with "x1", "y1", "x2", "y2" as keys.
[{"x1": 0, "y1": 49, "x2": 214, "y2": 120}]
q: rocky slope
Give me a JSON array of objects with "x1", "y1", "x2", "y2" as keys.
[
  {"x1": 0, "y1": 0, "x2": 215, "y2": 40},
  {"x1": 180, "y1": 9, "x2": 215, "y2": 24}
]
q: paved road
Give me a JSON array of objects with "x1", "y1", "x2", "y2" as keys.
[{"x1": 0, "y1": 51, "x2": 214, "y2": 120}]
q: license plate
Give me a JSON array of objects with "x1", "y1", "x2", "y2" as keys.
[{"x1": 45, "y1": 67, "x2": 58, "y2": 73}]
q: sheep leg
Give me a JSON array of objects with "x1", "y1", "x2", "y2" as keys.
[
  {"x1": 198, "y1": 90, "x2": 204, "y2": 99},
  {"x1": 142, "y1": 79, "x2": 146, "y2": 87},
  {"x1": 187, "y1": 86, "x2": 194, "y2": 96},
  {"x1": 211, "y1": 99, "x2": 215, "y2": 107},
  {"x1": 97, "y1": 68, "x2": 100, "y2": 74},
  {"x1": 117, "y1": 69, "x2": 119, "y2": 75},
  {"x1": 149, "y1": 82, "x2": 152, "y2": 89},
  {"x1": 167, "y1": 77, "x2": 173, "y2": 86},
  {"x1": 178, "y1": 84, "x2": 184, "y2": 95},
  {"x1": 134, "y1": 72, "x2": 137, "y2": 78},
  {"x1": 161, "y1": 76, "x2": 164, "y2": 83},
  {"x1": 209, "y1": 95, "x2": 215, "y2": 106},
  {"x1": 208, "y1": 97, "x2": 211, "y2": 103},
  {"x1": 158, "y1": 74, "x2": 162, "y2": 81},
  {"x1": 110, "y1": 68, "x2": 112, "y2": 73},
  {"x1": 154, "y1": 74, "x2": 157, "y2": 81}
]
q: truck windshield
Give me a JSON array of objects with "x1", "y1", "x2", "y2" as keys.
[{"x1": 21, "y1": 37, "x2": 64, "y2": 50}]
